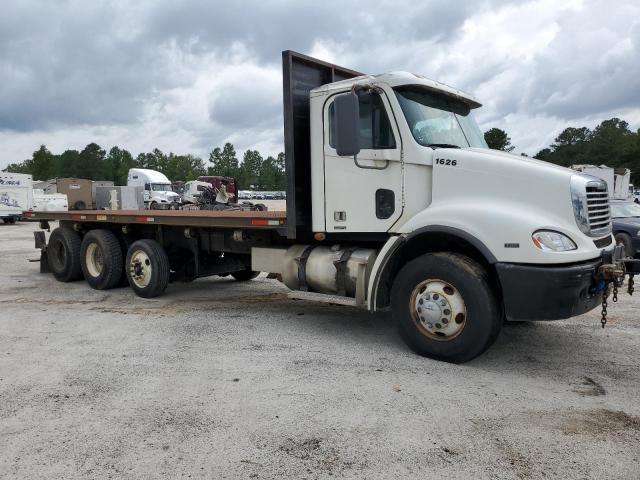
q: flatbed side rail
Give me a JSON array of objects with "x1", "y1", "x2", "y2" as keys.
[{"x1": 23, "y1": 210, "x2": 287, "y2": 231}]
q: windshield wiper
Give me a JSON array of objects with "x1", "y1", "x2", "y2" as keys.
[{"x1": 425, "y1": 143, "x2": 461, "y2": 149}]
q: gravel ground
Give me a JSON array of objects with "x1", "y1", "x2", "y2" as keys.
[{"x1": 1, "y1": 221, "x2": 639, "y2": 479}]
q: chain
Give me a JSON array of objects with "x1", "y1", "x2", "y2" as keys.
[
  {"x1": 600, "y1": 287, "x2": 608, "y2": 328},
  {"x1": 612, "y1": 282, "x2": 618, "y2": 303},
  {"x1": 628, "y1": 274, "x2": 635, "y2": 296}
]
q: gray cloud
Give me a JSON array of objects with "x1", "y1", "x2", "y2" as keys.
[{"x1": 0, "y1": 0, "x2": 639, "y2": 166}]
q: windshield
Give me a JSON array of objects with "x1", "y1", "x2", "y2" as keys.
[
  {"x1": 394, "y1": 87, "x2": 487, "y2": 148},
  {"x1": 152, "y1": 183, "x2": 172, "y2": 192},
  {"x1": 610, "y1": 202, "x2": 640, "y2": 218}
]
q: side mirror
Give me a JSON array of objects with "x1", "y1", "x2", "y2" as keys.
[{"x1": 334, "y1": 92, "x2": 360, "y2": 156}]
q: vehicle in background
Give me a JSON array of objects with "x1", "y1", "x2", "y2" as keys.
[
  {"x1": 32, "y1": 189, "x2": 68, "y2": 212},
  {"x1": 127, "y1": 168, "x2": 181, "y2": 210},
  {"x1": 35, "y1": 178, "x2": 96, "y2": 210},
  {"x1": 172, "y1": 181, "x2": 185, "y2": 197},
  {"x1": 182, "y1": 180, "x2": 212, "y2": 204},
  {"x1": 610, "y1": 200, "x2": 640, "y2": 258},
  {"x1": 94, "y1": 186, "x2": 145, "y2": 210},
  {"x1": 571, "y1": 165, "x2": 632, "y2": 200},
  {"x1": 197, "y1": 176, "x2": 238, "y2": 203},
  {"x1": 0, "y1": 173, "x2": 33, "y2": 223}
]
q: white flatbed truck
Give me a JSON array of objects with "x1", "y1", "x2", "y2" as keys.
[{"x1": 27, "y1": 51, "x2": 638, "y2": 362}]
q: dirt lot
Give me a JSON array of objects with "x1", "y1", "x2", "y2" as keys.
[{"x1": 1, "y1": 221, "x2": 639, "y2": 479}]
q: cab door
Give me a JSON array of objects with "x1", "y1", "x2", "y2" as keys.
[{"x1": 323, "y1": 89, "x2": 403, "y2": 232}]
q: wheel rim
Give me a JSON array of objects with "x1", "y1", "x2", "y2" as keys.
[
  {"x1": 410, "y1": 279, "x2": 467, "y2": 341},
  {"x1": 85, "y1": 242, "x2": 104, "y2": 278},
  {"x1": 129, "y1": 250, "x2": 152, "y2": 288}
]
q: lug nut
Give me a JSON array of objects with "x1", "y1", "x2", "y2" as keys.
[
  {"x1": 443, "y1": 309, "x2": 451, "y2": 316},
  {"x1": 433, "y1": 294, "x2": 439, "y2": 300},
  {"x1": 442, "y1": 318, "x2": 449, "y2": 324},
  {"x1": 439, "y1": 299, "x2": 447, "y2": 306},
  {"x1": 435, "y1": 323, "x2": 442, "y2": 329}
]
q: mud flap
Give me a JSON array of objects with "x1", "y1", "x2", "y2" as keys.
[{"x1": 34, "y1": 231, "x2": 50, "y2": 274}]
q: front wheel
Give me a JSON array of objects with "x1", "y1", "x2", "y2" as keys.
[{"x1": 391, "y1": 253, "x2": 502, "y2": 363}]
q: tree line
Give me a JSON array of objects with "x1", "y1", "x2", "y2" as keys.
[
  {"x1": 4, "y1": 116, "x2": 639, "y2": 188},
  {"x1": 484, "y1": 117, "x2": 640, "y2": 183},
  {"x1": 3, "y1": 142, "x2": 287, "y2": 190}
]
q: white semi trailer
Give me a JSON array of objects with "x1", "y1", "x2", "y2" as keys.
[
  {"x1": 27, "y1": 51, "x2": 638, "y2": 362},
  {"x1": 0, "y1": 173, "x2": 33, "y2": 223}
]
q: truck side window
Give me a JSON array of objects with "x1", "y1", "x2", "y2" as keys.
[
  {"x1": 328, "y1": 91, "x2": 396, "y2": 150},
  {"x1": 145, "y1": 183, "x2": 150, "y2": 190}
]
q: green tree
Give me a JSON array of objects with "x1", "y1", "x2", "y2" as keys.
[
  {"x1": 76, "y1": 143, "x2": 106, "y2": 180},
  {"x1": 239, "y1": 149, "x2": 263, "y2": 188},
  {"x1": 56, "y1": 150, "x2": 80, "y2": 178},
  {"x1": 105, "y1": 146, "x2": 136, "y2": 185},
  {"x1": 208, "y1": 143, "x2": 239, "y2": 178},
  {"x1": 484, "y1": 128, "x2": 514, "y2": 152},
  {"x1": 30, "y1": 145, "x2": 56, "y2": 180}
]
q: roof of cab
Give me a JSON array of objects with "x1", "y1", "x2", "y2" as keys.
[{"x1": 310, "y1": 71, "x2": 482, "y2": 109}]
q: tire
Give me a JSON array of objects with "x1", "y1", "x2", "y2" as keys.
[
  {"x1": 80, "y1": 230, "x2": 123, "y2": 290},
  {"x1": 231, "y1": 270, "x2": 260, "y2": 281},
  {"x1": 149, "y1": 202, "x2": 159, "y2": 210},
  {"x1": 614, "y1": 232, "x2": 634, "y2": 258},
  {"x1": 47, "y1": 227, "x2": 83, "y2": 282},
  {"x1": 391, "y1": 252, "x2": 502, "y2": 363},
  {"x1": 125, "y1": 239, "x2": 170, "y2": 298},
  {"x1": 73, "y1": 200, "x2": 87, "y2": 210}
]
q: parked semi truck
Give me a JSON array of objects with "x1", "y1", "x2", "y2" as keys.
[
  {"x1": 127, "y1": 168, "x2": 181, "y2": 209},
  {"x1": 26, "y1": 51, "x2": 638, "y2": 362}
]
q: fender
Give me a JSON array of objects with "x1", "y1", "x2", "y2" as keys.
[{"x1": 367, "y1": 225, "x2": 497, "y2": 311}]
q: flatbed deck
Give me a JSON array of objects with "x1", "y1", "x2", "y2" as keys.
[{"x1": 24, "y1": 209, "x2": 287, "y2": 230}]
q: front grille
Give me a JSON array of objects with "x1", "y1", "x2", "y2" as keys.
[{"x1": 585, "y1": 184, "x2": 611, "y2": 236}]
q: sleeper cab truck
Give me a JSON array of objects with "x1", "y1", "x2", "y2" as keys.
[
  {"x1": 127, "y1": 168, "x2": 181, "y2": 210},
  {"x1": 33, "y1": 51, "x2": 636, "y2": 363}
]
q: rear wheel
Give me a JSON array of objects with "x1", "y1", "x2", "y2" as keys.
[
  {"x1": 614, "y1": 232, "x2": 634, "y2": 258},
  {"x1": 391, "y1": 252, "x2": 502, "y2": 363},
  {"x1": 80, "y1": 230, "x2": 123, "y2": 290},
  {"x1": 47, "y1": 227, "x2": 83, "y2": 282},
  {"x1": 125, "y1": 239, "x2": 170, "y2": 298},
  {"x1": 231, "y1": 270, "x2": 260, "y2": 281}
]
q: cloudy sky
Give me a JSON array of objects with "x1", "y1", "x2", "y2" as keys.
[{"x1": 1, "y1": 0, "x2": 639, "y2": 169}]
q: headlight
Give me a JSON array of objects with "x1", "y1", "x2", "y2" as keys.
[{"x1": 532, "y1": 230, "x2": 577, "y2": 252}]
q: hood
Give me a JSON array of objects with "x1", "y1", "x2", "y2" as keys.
[{"x1": 465, "y1": 148, "x2": 573, "y2": 175}]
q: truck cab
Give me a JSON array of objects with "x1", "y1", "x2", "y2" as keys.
[{"x1": 127, "y1": 168, "x2": 181, "y2": 210}]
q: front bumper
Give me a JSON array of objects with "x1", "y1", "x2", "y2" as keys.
[{"x1": 496, "y1": 258, "x2": 604, "y2": 321}]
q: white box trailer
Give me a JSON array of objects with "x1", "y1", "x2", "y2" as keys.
[
  {"x1": 0, "y1": 173, "x2": 33, "y2": 223},
  {"x1": 32, "y1": 189, "x2": 68, "y2": 212},
  {"x1": 571, "y1": 164, "x2": 631, "y2": 200}
]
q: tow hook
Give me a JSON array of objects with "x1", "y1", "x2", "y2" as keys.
[{"x1": 596, "y1": 245, "x2": 640, "y2": 328}]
